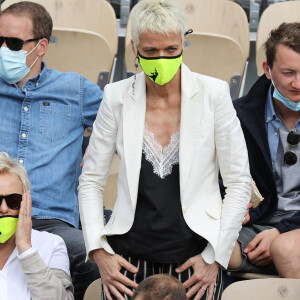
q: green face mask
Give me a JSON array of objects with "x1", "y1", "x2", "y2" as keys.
[
  {"x1": 0, "y1": 215, "x2": 18, "y2": 243},
  {"x1": 138, "y1": 51, "x2": 183, "y2": 86}
]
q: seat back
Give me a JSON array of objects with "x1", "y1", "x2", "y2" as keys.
[
  {"x1": 83, "y1": 279, "x2": 102, "y2": 300},
  {"x1": 45, "y1": 28, "x2": 113, "y2": 83},
  {"x1": 222, "y1": 278, "x2": 300, "y2": 300},
  {"x1": 256, "y1": 0, "x2": 300, "y2": 75},
  {"x1": 175, "y1": 0, "x2": 249, "y2": 61},
  {"x1": 184, "y1": 32, "x2": 245, "y2": 81}
]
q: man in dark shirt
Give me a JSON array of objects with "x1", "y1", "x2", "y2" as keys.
[{"x1": 228, "y1": 22, "x2": 300, "y2": 278}]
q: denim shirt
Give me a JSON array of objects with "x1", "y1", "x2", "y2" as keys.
[
  {"x1": 0, "y1": 62, "x2": 103, "y2": 228},
  {"x1": 265, "y1": 86, "x2": 300, "y2": 173}
]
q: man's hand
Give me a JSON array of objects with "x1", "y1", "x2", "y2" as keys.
[
  {"x1": 244, "y1": 228, "x2": 280, "y2": 266},
  {"x1": 92, "y1": 248, "x2": 138, "y2": 300},
  {"x1": 243, "y1": 202, "x2": 252, "y2": 225},
  {"x1": 176, "y1": 254, "x2": 219, "y2": 300},
  {"x1": 80, "y1": 146, "x2": 88, "y2": 168},
  {"x1": 16, "y1": 191, "x2": 32, "y2": 254}
]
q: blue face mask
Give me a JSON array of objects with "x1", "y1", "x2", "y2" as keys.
[
  {"x1": 269, "y1": 67, "x2": 300, "y2": 112},
  {"x1": 272, "y1": 87, "x2": 300, "y2": 112},
  {"x1": 0, "y1": 41, "x2": 40, "y2": 84}
]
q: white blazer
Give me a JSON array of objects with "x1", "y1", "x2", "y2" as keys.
[{"x1": 78, "y1": 64, "x2": 251, "y2": 269}]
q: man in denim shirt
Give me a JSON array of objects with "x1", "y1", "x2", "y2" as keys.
[
  {"x1": 228, "y1": 23, "x2": 300, "y2": 278},
  {"x1": 0, "y1": 2, "x2": 103, "y2": 298}
]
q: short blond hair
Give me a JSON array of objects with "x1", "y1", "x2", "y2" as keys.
[
  {"x1": 0, "y1": 152, "x2": 30, "y2": 192},
  {"x1": 131, "y1": 0, "x2": 187, "y2": 50}
]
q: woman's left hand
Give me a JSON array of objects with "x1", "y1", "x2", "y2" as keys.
[
  {"x1": 15, "y1": 191, "x2": 32, "y2": 255},
  {"x1": 176, "y1": 254, "x2": 219, "y2": 300}
]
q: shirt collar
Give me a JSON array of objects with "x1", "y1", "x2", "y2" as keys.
[
  {"x1": 28, "y1": 61, "x2": 47, "y2": 84},
  {"x1": 2, "y1": 247, "x2": 18, "y2": 270},
  {"x1": 12, "y1": 61, "x2": 47, "y2": 90},
  {"x1": 265, "y1": 84, "x2": 279, "y2": 123}
]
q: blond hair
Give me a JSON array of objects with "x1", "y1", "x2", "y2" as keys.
[
  {"x1": 131, "y1": 0, "x2": 187, "y2": 50},
  {"x1": 0, "y1": 152, "x2": 30, "y2": 192}
]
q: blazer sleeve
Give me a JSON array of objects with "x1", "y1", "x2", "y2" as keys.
[
  {"x1": 213, "y1": 81, "x2": 252, "y2": 268},
  {"x1": 19, "y1": 250, "x2": 74, "y2": 300},
  {"x1": 78, "y1": 84, "x2": 118, "y2": 260}
]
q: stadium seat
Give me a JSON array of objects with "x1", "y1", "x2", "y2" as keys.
[
  {"x1": 46, "y1": 28, "x2": 114, "y2": 88},
  {"x1": 184, "y1": 32, "x2": 245, "y2": 99},
  {"x1": 2, "y1": 0, "x2": 118, "y2": 86},
  {"x1": 124, "y1": 0, "x2": 249, "y2": 99},
  {"x1": 256, "y1": 0, "x2": 300, "y2": 75},
  {"x1": 83, "y1": 279, "x2": 102, "y2": 300},
  {"x1": 222, "y1": 278, "x2": 300, "y2": 300}
]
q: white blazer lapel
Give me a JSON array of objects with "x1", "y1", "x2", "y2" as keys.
[
  {"x1": 123, "y1": 72, "x2": 146, "y2": 208},
  {"x1": 179, "y1": 64, "x2": 202, "y2": 199}
]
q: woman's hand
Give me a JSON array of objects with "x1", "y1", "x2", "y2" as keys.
[
  {"x1": 92, "y1": 248, "x2": 138, "y2": 300},
  {"x1": 15, "y1": 191, "x2": 32, "y2": 254},
  {"x1": 176, "y1": 254, "x2": 219, "y2": 300}
]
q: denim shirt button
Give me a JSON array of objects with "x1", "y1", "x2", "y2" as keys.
[
  {"x1": 19, "y1": 159, "x2": 24, "y2": 164},
  {"x1": 22, "y1": 133, "x2": 27, "y2": 138},
  {"x1": 24, "y1": 106, "x2": 28, "y2": 112}
]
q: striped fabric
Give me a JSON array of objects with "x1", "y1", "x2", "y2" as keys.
[{"x1": 102, "y1": 256, "x2": 223, "y2": 300}]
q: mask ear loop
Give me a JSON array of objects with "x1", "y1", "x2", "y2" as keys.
[
  {"x1": 27, "y1": 39, "x2": 41, "y2": 56},
  {"x1": 268, "y1": 67, "x2": 274, "y2": 83},
  {"x1": 132, "y1": 56, "x2": 139, "y2": 96},
  {"x1": 269, "y1": 67, "x2": 283, "y2": 97},
  {"x1": 27, "y1": 40, "x2": 42, "y2": 69}
]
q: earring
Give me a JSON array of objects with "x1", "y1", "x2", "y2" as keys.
[{"x1": 132, "y1": 56, "x2": 139, "y2": 96}]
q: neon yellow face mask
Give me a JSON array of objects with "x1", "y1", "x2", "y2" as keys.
[
  {"x1": 0, "y1": 215, "x2": 18, "y2": 243},
  {"x1": 138, "y1": 51, "x2": 183, "y2": 86}
]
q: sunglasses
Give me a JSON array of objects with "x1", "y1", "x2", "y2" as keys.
[
  {"x1": 0, "y1": 36, "x2": 41, "y2": 51},
  {"x1": 0, "y1": 194, "x2": 22, "y2": 210},
  {"x1": 284, "y1": 130, "x2": 300, "y2": 165}
]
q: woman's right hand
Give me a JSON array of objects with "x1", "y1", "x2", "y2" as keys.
[
  {"x1": 15, "y1": 191, "x2": 32, "y2": 255},
  {"x1": 92, "y1": 248, "x2": 138, "y2": 300}
]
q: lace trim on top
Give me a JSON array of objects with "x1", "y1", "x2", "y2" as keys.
[{"x1": 142, "y1": 127, "x2": 180, "y2": 179}]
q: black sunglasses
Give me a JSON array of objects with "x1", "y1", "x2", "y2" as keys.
[
  {"x1": 0, "y1": 194, "x2": 22, "y2": 210},
  {"x1": 284, "y1": 130, "x2": 300, "y2": 165},
  {"x1": 0, "y1": 36, "x2": 42, "y2": 51}
]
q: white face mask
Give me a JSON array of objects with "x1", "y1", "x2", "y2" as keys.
[
  {"x1": 268, "y1": 67, "x2": 300, "y2": 112},
  {"x1": 0, "y1": 40, "x2": 41, "y2": 84}
]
